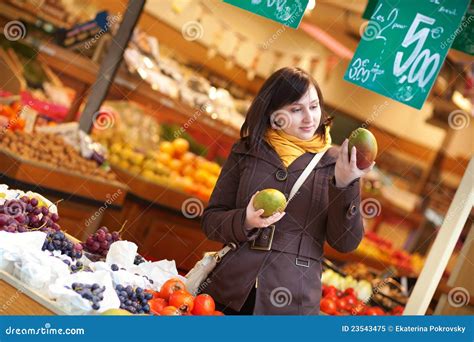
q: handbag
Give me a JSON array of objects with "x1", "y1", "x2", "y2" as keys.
[{"x1": 185, "y1": 149, "x2": 328, "y2": 295}]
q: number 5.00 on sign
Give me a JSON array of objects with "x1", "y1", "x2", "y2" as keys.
[{"x1": 344, "y1": 0, "x2": 470, "y2": 109}]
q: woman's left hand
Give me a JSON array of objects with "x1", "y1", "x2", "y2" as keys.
[{"x1": 334, "y1": 139, "x2": 375, "y2": 188}]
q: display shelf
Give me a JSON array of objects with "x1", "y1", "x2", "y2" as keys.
[{"x1": 0, "y1": 270, "x2": 65, "y2": 315}]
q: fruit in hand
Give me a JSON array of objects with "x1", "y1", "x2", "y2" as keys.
[
  {"x1": 348, "y1": 128, "x2": 378, "y2": 169},
  {"x1": 252, "y1": 189, "x2": 287, "y2": 217}
]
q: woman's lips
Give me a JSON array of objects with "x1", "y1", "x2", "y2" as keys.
[{"x1": 299, "y1": 126, "x2": 314, "y2": 132}]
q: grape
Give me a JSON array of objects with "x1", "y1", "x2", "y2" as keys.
[
  {"x1": 115, "y1": 285, "x2": 150, "y2": 314},
  {"x1": 42, "y1": 231, "x2": 83, "y2": 259},
  {"x1": 83, "y1": 226, "x2": 121, "y2": 257},
  {"x1": 111, "y1": 264, "x2": 119, "y2": 271},
  {"x1": 134, "y1": 254, "x2": 146, "y2": 265},
  {"x1": 30, "y1": 198, "x2": 38, "y2": 207},
  {"x1": 70, "y1": 283, "x2": 105, "y2": 310}
]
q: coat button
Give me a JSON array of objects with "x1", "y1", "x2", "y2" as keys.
[
  {"x1": 346, "y1": 202, "x2": 358, "y2": 218},
  {"x1": 275, "y1": 169, "x2": 287, "y2": 181}
]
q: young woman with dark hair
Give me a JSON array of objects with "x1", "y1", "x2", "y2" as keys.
[{"x1": 201, "y1": 67, "x2": 374, "y2": 315}]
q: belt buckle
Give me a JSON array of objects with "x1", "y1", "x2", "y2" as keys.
[
  {"x1": 250, "y1": 225, "x2": 275, "y2": 251},
  {"x1": 295, "y1": 257, "x2": 310, "y2": 267}
]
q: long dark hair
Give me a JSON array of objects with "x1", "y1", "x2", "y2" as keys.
[{"x1": 240, "y1": 67, "x2": 332, "y2": 149}]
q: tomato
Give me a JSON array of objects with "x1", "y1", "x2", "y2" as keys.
[
  {"x1": 160, "y1": 306, "x2": 181, "y2": 316},
  {"x1": 365, "y1": 307, "x2": 385, "y2": 316},
  {"x1": 159, "y1": 278, "x2": 186, "y2": 301},
  {"x1": 344, "y1": 295, "x2": 357, "y2": 308},
  {"x1": 169, "y1": 290, "x2": 195, "y2": 314},
  {"x1": 323, "y1": 285, "x2": 337, "y2": 297},
  {"x1": 149, "y1": 298, "x2": 168, "y2": 315},
  {"x1": 391, "y1": 305, "x2": 404, "y2": 315},
  {"x1": 191, "y1": 294, "x2": 215, "y2": 316},
  {"x1": 352, "y1": 302, "x2": 367, "y2": 315},
  {"x1": 213, "y1": 310, "x2": 225, "y2": 316},
  {"x1": 344, "y1": 288, "x2": 356, "y2": 297},
  {"x1": 336, "y1": 297, "x2": 348, "y2": 311},
  {"x1": 320, "y1": 298, "x2": 337, "y2": 315}
]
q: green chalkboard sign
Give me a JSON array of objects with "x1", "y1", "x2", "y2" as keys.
[
  {"x1": 362, "y1": 0, "x2": 379, "y2": 20},
  {"x1": 223, "y1": 0, "x2": 309, "y2": 29},
  {"x1": 451, "y1": 1, "x2": 473, "y2": 55},
  {"x1": 345, "y1": 0, "x2": 470, "y2": 109}
]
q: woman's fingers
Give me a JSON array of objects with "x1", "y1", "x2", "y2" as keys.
[
  {"x1": 360, "y1": 161, "x2": 376, "y2": 174},
  {"x1": 341, "y1": 139, "x2": 349, "y2": 165},
  {"x1": 257, "y1": 211, "x2": 286, "y2": 227},
  {"x1": 350, "y1": 146, "x2": 357, "y2": 169}
]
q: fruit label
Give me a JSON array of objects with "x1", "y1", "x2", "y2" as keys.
[
  {"x1": 344, "y1": 0, "x2": 470, "y2": 109},
  {"x1": 223, "y1": 0, "x2": 309, "y2": 29}
]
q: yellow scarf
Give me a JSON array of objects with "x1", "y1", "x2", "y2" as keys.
[{"x1": 265, "y1": 126, "x2": 332, "y2": 168}]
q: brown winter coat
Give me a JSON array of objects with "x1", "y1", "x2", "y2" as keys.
[{"x1": 201, "y1": 138, "x2": 364, "y2": 315}]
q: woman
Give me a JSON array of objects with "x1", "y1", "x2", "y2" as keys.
[{"x1": 200, "y1": 67, "x2": 373, "y2": 315}]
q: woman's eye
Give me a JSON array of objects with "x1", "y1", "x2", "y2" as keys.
[
  {"x1": 291, "y1": 108, "x2": 301, "y2": 113},
  {"x1": 310, "y1": 105, "x2": 319, "y2": 110}
]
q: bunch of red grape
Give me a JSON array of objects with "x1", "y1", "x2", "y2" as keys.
[
  {"x1": 0, "y1": 196, "x2": 60, "y2": 233},
  {"x1": 83, "y1": 226, "x2": 120, "y2": 257},
  {"x1": 42, "y1": 231, "x2": 83, "y2": 259}
]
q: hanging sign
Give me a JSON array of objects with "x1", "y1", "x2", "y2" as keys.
[
  {"x1": 345, "y1": 0, "x2": 470, "y2": 109},
  {"x1": 223, "y1": 0, "x2": 309, "y2": 29}
]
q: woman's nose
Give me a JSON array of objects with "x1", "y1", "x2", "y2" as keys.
[{"x1": 302, "y1": 107, "x2": 313, "y2": 122}]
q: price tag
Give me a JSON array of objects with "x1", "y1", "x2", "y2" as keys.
[
  {"x1": 344, "y1": 0, "x2": 470, "y2": 109},
  {"x1": 224, "y1": 0, "x2": 309, "y2": 29}
]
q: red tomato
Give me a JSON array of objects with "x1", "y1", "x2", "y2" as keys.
[
  {"x1": 159, "y1": 278, "x2": 186, "y2": 301},
  {"x1": 344, "y1": 295, "x2": 357, "y2": 308},
  {"x1": 365, "y1": 307, "x2": 385, "y2": 316},
  {"x1": 191, "y1": 294, "x2": 216, "y2": 316},
  {"x1": 149, "y1": 298, "x2": 168, "y2": 315},
  {"x1": 323, "y1": 285, "x2": 337, "y2": 297},
  {"x1": 213, "y1": 310, "x2": 225, "y2": 316},
  {"x1": 391, "y1": 305, "x2": 404, "y2": 315},
  {"x1": 324, "y1": 293, "x2": 339, "y2": 302},
  {"x1": 336, "y1": 297, "x2": 348, "y2": 311},
  {"x1": 344, "y1": 288, "x2": 356, "y2": 297},
  {"x1": 169, "y1": 290, "x2": 195, "y2": 314},
  {"x1": 160, "y1": 306, "x2": 181, "y2": 316},
  {"x1": 320, "y1": 298, "x2": 337, "y2": 315}
]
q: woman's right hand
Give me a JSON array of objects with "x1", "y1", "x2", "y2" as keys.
[{"x1": 244, "y1": 191, "x2": 286, "y2": 230}]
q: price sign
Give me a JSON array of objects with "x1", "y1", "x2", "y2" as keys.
[
  {"x1": 223, "y1": 0, "x2": 309, "y2": 29},
  {"x1": 344, "y1": 0, "x2": 470, "y2": 109},
  {"x1": 451, "y1": 1, "x2": 474, "y2": 55}
]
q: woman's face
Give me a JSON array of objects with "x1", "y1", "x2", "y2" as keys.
[{"x1": 273, "y1": 85, "x2": 322, "y2": 141}]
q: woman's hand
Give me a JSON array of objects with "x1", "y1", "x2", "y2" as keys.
[
  {"x1": 244, "y1": 191, "x2": 286, "y2": 230},
  {"x1": 335, "y1": 139, "x2": 374, "y2": 188}
]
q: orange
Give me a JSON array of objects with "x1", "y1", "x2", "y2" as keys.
[
  {"x1": 159, "y1": 141, "x2": 174, "y2": 155},
  {"x1": 172, "y1": 138, "x2": 190, "y2": 156},
  {"x1": 180, "y1": 151, "x2": 195, "y2": 165}
]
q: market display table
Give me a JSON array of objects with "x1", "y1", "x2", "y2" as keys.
[
  {"x1": 102, "y1": 167, "x2": 222, "y2": 272},
  {"x1": 0, "y1": 270, "x2": 65, "y2": 315},
  {"x1": 0, "y1": 148, "x2": 128, "y2": 241}
]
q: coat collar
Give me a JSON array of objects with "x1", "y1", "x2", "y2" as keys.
[{"x1": 232, "y1": 138, "x2": 338, "y2": 172}]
